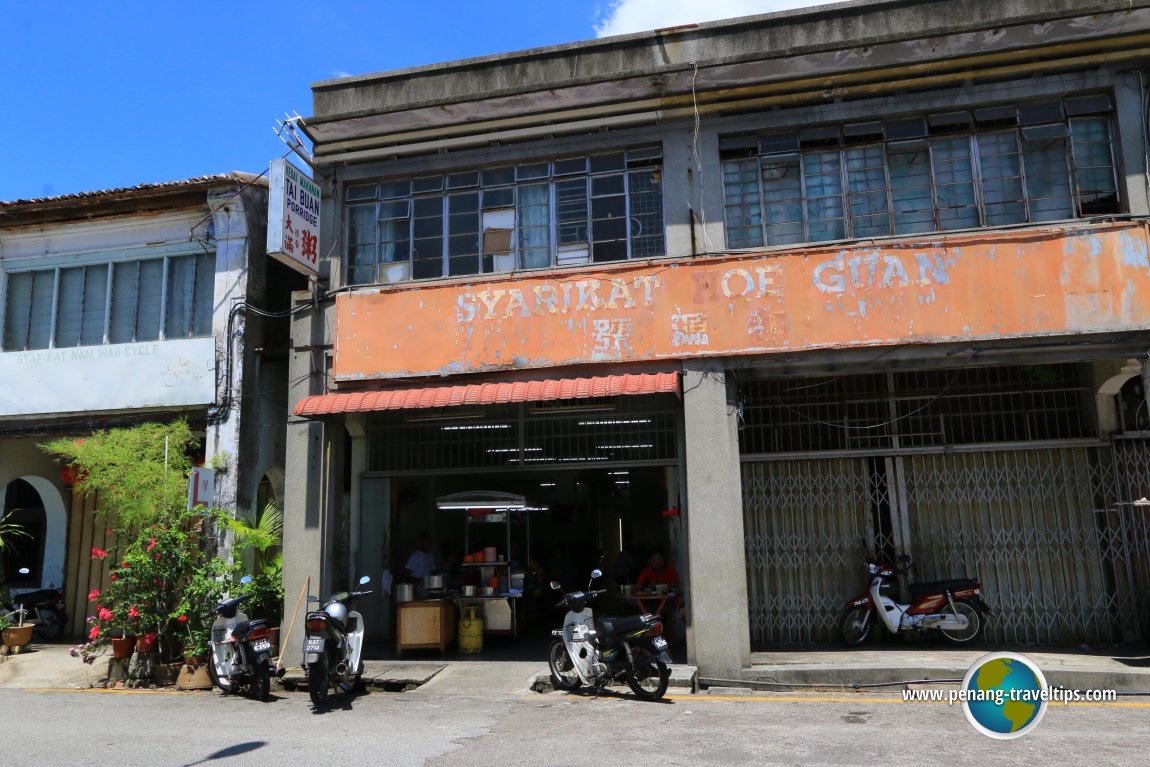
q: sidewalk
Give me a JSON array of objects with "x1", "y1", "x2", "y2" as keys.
[
  {"x1": 741, "y1": 646, "x2": 1150, "y2": 694},
  {"x1": 5, "y1": 640, "x2": 1150, "y2": 695}
]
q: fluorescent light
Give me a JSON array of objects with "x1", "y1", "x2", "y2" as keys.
[
  {"x1": 441, "y1": 424, "x2": 510, "y2": 431},
  {"x1": 486, "y1": 447, "x2": 542, "y2": 453},
  {"x1": 615, "y1": 480, "x2": 630, "y2": 485},
  {"x1": 539, "y1": 482, "x2": 556, "y2": 487},
  {"x1": 577, "y1": 418, "x2": 652, "y2": 426},
  {"x1": 596, "y1": 444, "x2": 653, "y2": 450},
  {"x1": 609, "y1": 471, "x2": 630, "y2": 476}
]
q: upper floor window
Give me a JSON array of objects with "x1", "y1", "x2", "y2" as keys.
[
  {"x1": 344, "y1": 147, "x2": 665, "y2": 284},
  {"x1": 721, "y1": 95, "x2": 1120, "y2": 250},
  {"x1": 2, "y1": 252, "x2": 215, "y2": 352}
]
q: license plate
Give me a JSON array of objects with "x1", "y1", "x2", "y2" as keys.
[
  {"x1": 304, "y1": 637, "x2": 325, "y2": 653},
  {"x1": 251, "y1": 639, "x2": 271, "y2": 652},
  {"x1": 652, "y1": 637, "x2": 668, "y2": 649}
]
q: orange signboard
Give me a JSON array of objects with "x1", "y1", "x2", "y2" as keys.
[{"x1": 334, "y1": 222, "x2": 1150, "y2": 381}]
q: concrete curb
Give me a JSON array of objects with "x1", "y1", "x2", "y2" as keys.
[{"x1": 530, "y1": 664, "x2": 698, "y2": 693}]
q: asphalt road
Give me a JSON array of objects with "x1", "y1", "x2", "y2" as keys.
[{"x1": 2, "y1": 685, "x2": 1147, "y2": 767}]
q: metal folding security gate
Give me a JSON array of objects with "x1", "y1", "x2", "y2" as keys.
[{"x1": 740, "y1": 365, "x2": 1150, "y2": 646}]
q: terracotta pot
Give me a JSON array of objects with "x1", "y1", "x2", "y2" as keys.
[
  {"x1": 176, "y1": 662, "x2": 213, "y2": 690},
  {"x1": 135, "y1": 635, "x2": 158, "y2": 654},
  {"x1": 2, "y1": 625, "x2": 34, "y2": 649},
  {"x1": 110, "y1": 635, "x2": 136, "y2": 660}
]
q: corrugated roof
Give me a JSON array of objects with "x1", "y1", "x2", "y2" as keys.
[
  {"x1": 293, "y1": 372, "x2": 680, "y2": 417},
  {"x1": 0, "y1": 173, "x2": 266, "y2": 207}
]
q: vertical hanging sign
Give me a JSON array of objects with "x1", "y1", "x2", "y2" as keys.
[
  {"x1": 267, "y1": 158, "x2": 321, "y2": 277},
  {"x1": 188, "y1": 467, "x2": 216, "y2": 511}
]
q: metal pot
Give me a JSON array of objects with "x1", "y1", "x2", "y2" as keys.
[
  {"x1": 462, "y1": 585, "x2": 476, "y2": 596},
  {"x1": 395, "y1": 583, "x2": 414, "y2": 602},
  {"x1": 424, "y1": 574, "x2": 445, "y2": 592}
]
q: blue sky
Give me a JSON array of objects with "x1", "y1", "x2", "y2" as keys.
[{"x1": 1, "y1": 1, "x2": 816, "y2": 202}]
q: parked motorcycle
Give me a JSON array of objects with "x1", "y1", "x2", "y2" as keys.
[
  {"x1": 547, "y1": 569, "x2": 672, "y2": 700},
  {"x1": 207, "y1": 576, "x2": 276, "y2": 701},
  {"x1": 1, "y1": 568, "x2": 67, "y2": 640},
  {"x1": 840, "y1": 556, "x2": 991, "y2": 645},
  {"x1": 303, "y1": 575, "x2": 371, "y2": 706}
]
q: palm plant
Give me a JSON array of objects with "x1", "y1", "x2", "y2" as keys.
[
  {"x1": 228, "y1": 502, "x2": 284, "y2": 621},
  {"x1": 0, "y1": 510, "x2": 31, "y2": 595}
]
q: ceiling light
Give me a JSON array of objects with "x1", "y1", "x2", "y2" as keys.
[
  {"x1": 576, "y1": 418, "x2": 652, "y2": 426},
  {"x1": 596, "y1": 444, "x2": 653, "y2": 450}
]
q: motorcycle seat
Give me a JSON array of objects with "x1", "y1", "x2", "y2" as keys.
[
  {"x1": 230, "y1": 619, "x2": 269, "y2": 638},
  {"x1": 598, "y1": 614, "x2": 653, "y2": 636},
  {"x1": 909, "y1": 578, "x2": 978, "y2": 596}
]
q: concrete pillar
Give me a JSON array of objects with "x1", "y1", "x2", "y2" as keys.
[
  {"x1": 279, "y1": 293, "x2": 329, "y2": 667},
  {"x1": 681, "y1": 359, "x2": 750, "y2": 679},
  {"x1": 663, "y1": 124, "x2": 726, "y2": 258},
  {"x1": 1113, "y1": 72, "x2": 1150, "y2": 217}
]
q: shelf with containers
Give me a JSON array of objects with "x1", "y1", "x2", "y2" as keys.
[{"x1": 438, "y1": 491, "x2": 544, "y2": 639}]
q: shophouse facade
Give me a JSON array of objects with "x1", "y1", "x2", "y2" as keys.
[
  {"x1": 284, "y1": 0, "x2": 1150, "y2": 677},
  {"x1": 0, "y1": 176, "x2": 300, "y2": 635}
]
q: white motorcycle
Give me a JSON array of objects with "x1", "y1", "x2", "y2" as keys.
[
  {"x1": 548, "y1": 569, "x2": 672, "y2": 701},
  {"x1": 303, "y1": 575, "x2": 371, "y2": 706}
]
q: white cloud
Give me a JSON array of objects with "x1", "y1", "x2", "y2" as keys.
[
  {"x1": 594, "y1": 0, "x2": 829, "y2": 37},
  {"x1": 331, "y1": 70, "x2": 353, "y2": 79}
]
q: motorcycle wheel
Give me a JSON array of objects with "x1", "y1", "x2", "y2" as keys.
[
  {"x1": 840, "y1": 606, "x2": 873, "y2": 647},
  {"x1": 207, "y1": 656, "x2": 234, "y2": 694},
  {"x1": 938, "y1": 599, "x2": 983, "y2": 644},
  {"x1": 625, "y1": 645, "x2": 669, "y2": 701},
  {"x1": 33, "y1": 609, "x2": 64, "y2": 641},
  {"x1": 547, "y1": 639, "x2": 582, "y2": 691},
  {"x1": 251, "y1": 659, "x2": 271, "y2": 702},
  {"x1": 308, "y1": 654, "x2": 331, "y2": 706}
]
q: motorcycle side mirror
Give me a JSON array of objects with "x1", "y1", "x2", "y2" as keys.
[
  {"x1": 590, "y1": 569, "x2": 602, "y2": 580},
  {"x1": 359, "y1": 575, "x2": 371, "y2": 585},
  {"x1": 240, "y1": 575, "x2": 253, "y2": 584},
  {"x1": 549, "y1": 580, "x2": 562, "y2": 591},
  {"x1": 18, "y1": 567, "x2": 30, "y2": 575}
]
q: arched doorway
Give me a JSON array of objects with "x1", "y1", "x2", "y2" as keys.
[{"x1": 2, "y1": 479, "x2": 47, "y2": 588}]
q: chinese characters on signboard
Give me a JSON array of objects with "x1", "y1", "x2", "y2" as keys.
[{"x1": 267, "y1": 158, "x2": 321, "y2": 277}]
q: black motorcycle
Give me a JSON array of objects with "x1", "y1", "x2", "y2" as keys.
[
  {"x1": 548, "y1": 569, "x2": 672, "y2": 700},
  {"x1": 206, "y1": 577, "x2": 276, "y2": 701}
]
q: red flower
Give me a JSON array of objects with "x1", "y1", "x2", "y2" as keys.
[
  {"x1": 110, "y1": 574, "x2": 117, "y2": 582},
  {"x1": 121, "y1": 561, "x2": 130, "y2": 568},
  {"x1": 91, "y1": 548, "x2": 108, "y2": 559},
  {"x1": 89, "y1": 627, "x2": 100, "y2": 639},
  {"x1": 87, "y1": 589, "x2": 100, "y2": 602},
  {"x1": 127, "y1": 606, "x2": 140, "y2": 619},
  {"x1": 146, "y1": 538, "x2": 157, "y2": 552},
  {"x1": 144, "y1": 632, "x2": 156, "y2": 644},
  {"x1": 98, "y1": 607, "x2": 114, "y2": 621},
  {"x1": 177, "y1": 615, "x2": 188, "y2": 623}
]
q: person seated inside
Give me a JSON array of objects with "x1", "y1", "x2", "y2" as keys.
[
  {"x1": 635, "y1": 549, "x2": 679, "y2": 592},
  {"x1": 403, "y1": 531, "x2": 437, "y2": 582}
]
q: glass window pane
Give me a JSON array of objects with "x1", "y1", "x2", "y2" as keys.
[
  {"x1": 54, "y1": 266, "x2": 85, "y2": 348},
  {"x1": 193, "y1": 253, "x2": 214, "y2": 337},
  {"x1": 931, "y1": 138, "x2": 978, "y2": 230},
  {"x1": 412, "y1": 196, "x2": 444, "y2": 280},
  {"x1": 556, "y1": 178, "x2": 588, "y2": 244},
  {"x1": 723, "y1": 159, "x2": 763, "y2": 249},
  {"x1": 845, "y1": 145, "x2": 889, "y2": 237},
  {"x1": 1070, "y1": 118, "x2": 1119, "y2": 215},
  {"x1": 81, "y1": 264, "x2": 109, "y2": 345},
  {"x1": 26, "y1": 270, "x2": 54, "y2": 350},
  {"x1": 976, "y1": 131, "x2": 1025, "y2": 226},
  {"x1": 1023, "y1": 132, "x2": 1073, "y2": 221},
  {"x1": 761, "y1": 155, "x2": 804, "y2": 245},
  {"x1": 889, "y1": 141, "x2": 934, "y2": 234},
  {"x1": 628, "y1": 169, "x2": 664, "y2": 259},
  {"x1": 109, "y1": 262, "x2": 139, "y2": 344},
  {"x1": 2, "y1": 271, "x2": 33, "y2": 351},
  {"x1": 803, "y1": 150, "x2": 845, "y2": 241},
  {"x1": 517, "y1": 183, "x2": 551, "y2": 269},
  {"x1": 165, "y1": 255, "x2": 196, "y2": 339},
  {"x1": 136, "y1": 259, "x2": 164, "y2": 342}
]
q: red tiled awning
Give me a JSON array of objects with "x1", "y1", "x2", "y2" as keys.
[{"x1": 293, "y1": 372, "x2": 680, "y2": 417}]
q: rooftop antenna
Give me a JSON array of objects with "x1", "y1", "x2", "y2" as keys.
[{"x1": 275, "y1": 112, "x2": 316, "y2": 169}]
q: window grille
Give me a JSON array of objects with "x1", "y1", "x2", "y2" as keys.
[
  {"x1": 722, "y1": 96, "x2": 1119, "y2": 250},
  {"x1": 345, "y1": 147, "x2": 665, "y2": 285}
]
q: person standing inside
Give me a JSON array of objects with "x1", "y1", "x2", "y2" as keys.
[{"x1": 403, "y1": 531, "x2": 437, "y2": 582}]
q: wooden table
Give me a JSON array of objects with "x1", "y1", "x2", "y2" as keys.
[
  {"x1": 396, "y1": 600, "x2": 456, "y2": 656},
  {"x1": 621, "y1": 591, "x2": 680, "y2": 617}
]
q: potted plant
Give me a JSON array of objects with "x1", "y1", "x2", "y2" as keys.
[{"x1": 1, "y1": 608, "x2": 35, "y2": 654}]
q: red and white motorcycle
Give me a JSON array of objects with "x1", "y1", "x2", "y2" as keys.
[{"x1": 840, "y1": 557, "x2": 991, "y2": 645}]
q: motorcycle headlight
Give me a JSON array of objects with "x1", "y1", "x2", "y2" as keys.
[{"x1": 867, "y1": 562, "x2": 880, "y2": 575}]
